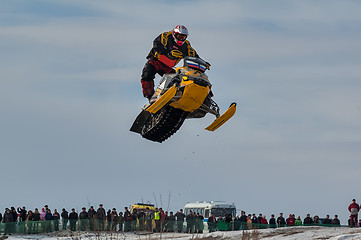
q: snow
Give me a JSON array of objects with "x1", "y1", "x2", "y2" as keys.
[{"x1": 4, "y1": 227, "x2": 361, "y2": 240}]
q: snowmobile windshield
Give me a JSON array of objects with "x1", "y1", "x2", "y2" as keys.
[{"x1": 184, "y1": 57, "x2": 208, "y2": 72}]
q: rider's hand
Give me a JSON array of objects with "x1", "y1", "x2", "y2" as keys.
[{"x1": 206, "y1": 62, "x2": 211, "y2": 70}]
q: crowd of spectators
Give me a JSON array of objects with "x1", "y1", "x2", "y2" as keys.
[
  {"x1": 1, "y1": 200, "x2": 361, "y2": 235},
  {"x1": 204, "y1": 211, "x2": 347, "y2": 233}
]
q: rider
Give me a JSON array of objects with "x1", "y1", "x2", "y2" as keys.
[{"x1": 140, "y1": 25, "x2": 209, "y2": 100}]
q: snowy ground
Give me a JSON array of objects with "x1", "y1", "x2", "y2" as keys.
[{"x1": 3, "y1": 226, "x2": 361, "y2": 240}]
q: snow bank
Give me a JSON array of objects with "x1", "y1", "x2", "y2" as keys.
[{"x1": 4, "y1": 226, "x2": 361, "y2": 240}]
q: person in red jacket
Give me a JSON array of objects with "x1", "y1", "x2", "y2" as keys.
[
  {"x1": 286, "y1": 214, "x2": 295, "y2": 226},
  {"x1": 140, "y1": 25, "x2": 209, "y2": 100},
  {"x1": 348, "y1": 199, "x2": 360, "y2": 227},
  {"x1": 261, "y1": 215, "x2": 268, "y2": 225},
  {"x1": 160, "y1": 208, "x2": 166, "y2": 222}
]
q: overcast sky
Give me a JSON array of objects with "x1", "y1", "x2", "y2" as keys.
[{"x1": 1, "y1": 0, "x2": 361, "y2": 224}]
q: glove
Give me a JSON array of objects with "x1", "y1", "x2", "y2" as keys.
[
  {"x1": 170, "y1": 50, "x2": 183, "y2": 58},
  {"x1": 206, "y1": 62, "x2": 211, "y2": 70}
]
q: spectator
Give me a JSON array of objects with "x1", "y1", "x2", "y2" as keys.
[
  {"x1": 153, "y1": 208, "x2": 161, "y2": 232},
  {"x1": 45, "y1": 209, "x2": 52, "y2": 221},
  {"x1": 251, "y1": 214, "x2": 257, "y2": 224},
  {"x1": 110, "y1": 208, "x2": 118, "y2": 231},
  {"x1": 27, "y1": 210, "x2": 33, "y2": 220},
  {"x1": 3, "y1": 208, "x2": 14, "y2": 222},
  {"x1": 163, "y1": 211, "x2": 169, "y2": 232},
  {"x1": 17, "y1": 206, "x2": 27, "y2": 222},
  {"x1": 45, "y1": 209, "x2": 53, "y2": 232},
  {"x1": 295, "y1": 216, "x2": 302, "y2": 226},
  {"x1": 11, "y1": 207, "x2": 17, "y2": 222},
  {"x1": 247, "y1": 214, "x2": 252, "y2": 229},
  {"x1": 261, "y1": 215, "x2": 268, "y2": 225},
  {"x1": 26, "y1": 210, "x2": 35, "y2": 234},
  {"x1": 17, "y1": 206, "x2": 27, "y2": 233},
  {"x1": 52, "y1": 209, "x2": 60, "y2": 231},
  {"x1": 79, "y1": 207, "x2": 88, "y2": 219},
  {"x1": 304, "y1": 214, "x2": 313, "y2": 225},
  {"x1": 97, "y1": 204, "x2": 106, "y2": 231},
  {"x1": 332, "y1": 215, "x2": 340, "y2": 225},
  {"x1": 3, "y1": 208, "x2": 14, "y2": 235},
  {"x1": 138, "y1": 209, "x2": 145, "y2": 231},
  {"x1": 234, "y1": 215, "x2": 241, "y2": 230},
  {"x1": 0, "y1": 211, "x2": 2, "y2": 223},
  {"x1": 257, "y1": 214, "x2": 263, "y2": 224},
  {"x1": 196, "y1": 212, "x2": 204, "y2": 233},
  {"x1": 165, "y1": 211, "x2": 175, "y2": 232},
  {"x1": 106, "y1": 209, "x2": 112, "y2": 231},
  {"x1": 160, "y1": 208, "x2": 166, "y2": 229},
  {"x1": 123, "y1": 207, "x2": 132, "y2": 232},
  {"x1": 33, "y1": 208, "x2": 41, "y2": 221},
  {"x1": 131, "y1": 209, "x2": 138, "y2": 231},
  {"x1": 79, "y1": 207, "x2": 89, "y2": 231},
  {"x1": 240, "y1": 211, "x2": 248, "y2": 230},
  {"x1": 118, "y1": 212, "x2": 124, "y2": 232},
  {"x1": 348, "y1": 199, "x2": 360, "y2": 227},
  {"x1": 207, "y1": 213, "x2": 217, "y2": 233},
  {"x1": 225, "y1": 213, "x2": 233, "y2": 223},
  {"x1": 323, "y1": 215, "x2": 332, "y2": 225},
  {"x1": 269, "y1": 214, "x2": 276, "y2": 228},
  {"x1": 277, "y1": 213, "x2": 286, "y2": 227},
  {"x1": 186, "y1": 211, "x2": 195, "y2": 233},
  {"x1": 314, "y1": 215, "x2": 320, "y2": 224},
  {"x1": 144, "y1": 208, "x2": 153, "y2": 232},
  {"x1": 61, "y1": 208, "x2": 69, "y2": 230},
  {"x1": 88, "y1": 206, "x2": 96, "y2": 231},
  {"x1": 68, "y1": 208, "x2": 78, "y2": 231},
  {"x1": 175, "y1": 209, "x2": 185, "y2": 233},
  {"x1": 40, "y1": 208, "x2": 46, "y2": 221},
  {"x1": 286, "y1": 214, "x2": 295, "y2": 226}
]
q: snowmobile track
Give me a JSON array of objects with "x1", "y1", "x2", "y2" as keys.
[{"x1": 141, "y1": 106, "x2": 187, "y2": 143}]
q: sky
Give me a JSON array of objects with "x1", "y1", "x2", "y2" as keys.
[{"x1": 1, "y1": 0, "x2": 361, "y2": 225}]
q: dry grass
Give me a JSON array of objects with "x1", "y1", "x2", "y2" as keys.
[
  {"x1": 240, "y1": 229, "x2": 260, "y2": 240},
  {"x1": 192, "y1": 237, "x2": 221, "y2": 240}
]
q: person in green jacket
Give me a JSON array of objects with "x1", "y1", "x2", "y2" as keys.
[
  {"x1": 295, "y1": 216, "x2": 302, "y2": 226},
  {"x1": 196, "y1": 213, "x2": 204, "y2": 233}
]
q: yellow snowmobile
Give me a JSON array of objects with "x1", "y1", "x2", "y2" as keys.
[{"x1": 130, "y1": 57, "x2": 236, "y2": 143}]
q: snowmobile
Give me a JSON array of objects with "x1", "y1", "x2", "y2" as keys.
[{"x1": 130, "y1": 56, "x2": 236, "y2": 143}]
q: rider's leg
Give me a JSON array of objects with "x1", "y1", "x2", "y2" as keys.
[{"x1": 141, "y1": 61, "x2": 157, "y2": 99}]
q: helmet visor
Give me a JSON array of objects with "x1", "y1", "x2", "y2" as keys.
[{"x1": 175, "y1": 33, "x2": 187, "y2": 41}]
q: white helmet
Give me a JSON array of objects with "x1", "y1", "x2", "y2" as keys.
[{"x1": 172, "y1": 25, "x2": 188, "y2": 46}]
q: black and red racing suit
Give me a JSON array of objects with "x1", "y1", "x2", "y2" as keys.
[{"x1": 140, "y1": 31, "x2": 199, "y2": 99}]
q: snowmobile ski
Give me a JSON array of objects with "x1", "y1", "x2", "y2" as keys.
[{"x1": 205, "y1": 102, "x2": 237, "y2": 131}]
